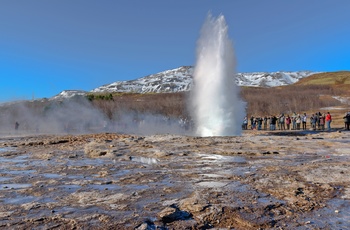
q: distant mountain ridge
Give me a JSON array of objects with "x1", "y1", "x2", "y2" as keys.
[
  {"x1": 53, "y1": 66, "x2": 318, "y2": 99},
  {"x1": 50, "y1": 90, "x2": 88, "y2": 101},
  {"x1": 91, "y1": 66, "x2": 316, "y2": 93},
  {"x1": 92, "y1": 66, "x2": 194, "y2": 94}
]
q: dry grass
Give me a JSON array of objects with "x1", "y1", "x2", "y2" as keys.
[
  {"x1": 295, "y1": 71, "x2": 350, "y2": 92},
  {"x1": 241, "y1": 84, "x2": 345, "y2": 115},
  {"x1": 90, "y1": 92, "x2": 189, "y2": 119}
]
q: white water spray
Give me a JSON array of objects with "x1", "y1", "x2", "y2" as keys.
[{"x1": 191, "y1": 14, "x2": 246, "y2": 136}]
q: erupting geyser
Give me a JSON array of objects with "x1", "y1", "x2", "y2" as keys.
[{"x1": 190, "y1": 14, "x2": 246, "y2": 136}]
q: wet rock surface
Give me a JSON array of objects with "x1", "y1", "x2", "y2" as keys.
[{"x1": 0, "y1": 131, "x2": 349, "y2": 229}]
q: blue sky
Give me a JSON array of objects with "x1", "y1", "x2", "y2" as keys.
[{"x1": 1, "y1": 0, "x2": 349, "y2": 102}]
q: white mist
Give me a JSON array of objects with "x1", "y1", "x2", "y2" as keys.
[{"x1": 190, "y1": 14, "x2": 246, "y2": 136}]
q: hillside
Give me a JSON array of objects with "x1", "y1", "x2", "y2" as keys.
[{"x1": 295, "y1": 71, "x2": 350, "y2": 91}]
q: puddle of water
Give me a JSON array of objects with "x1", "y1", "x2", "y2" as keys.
[
  {"x1": 26, "y1": 160, "x2": 54, "y2": 168},
  {"x1": 131, "y1": 156, "x2": 159, "y2": 165},
  {"x1": 0, "y1": 154, "x2": 29, "y2": 163},
  {"x1": 0, "y1": 177, "x2": 12, "y2": 182},
  {"x1": 330, "y1": 139, "x2": 350, "y2": 143},
  {"x1": 197, "y1": 153, "x2": 246, "y2": 163},
  {"x1": 0, "y1": 183, "x2": 32, "y2": 190},
  {"x1": 66, "y1": 175, "x2": 86, "y2": 180},
  {"x1": 42, "y1": 173, "x2": 62, "y2": 179},
  {"x1": 5, "y1": 195, "x2": 37, "y2": 204},
  {"x1": 335, "y1": 149, "x2": 350, "y2": 154},
  {"x1": 39, "y1": 197, "x2": 57, "y2": 203},
  {"x1": 200, "y1": 173, "x2": 224, "y2": 178},
  {"x1": 222, "y1": 167, "x2": 256, "y2": 177},
  {"x1": 125, "y1": 184, "x2": 149, "y2": 190},
  {"x1": 0, "y1": 147, "x2": 16, "y2": 152},
  {"x1": 198, "y1": 167, "x2": 217, "y2": 171},
  {"x1": 5, "y1": 195, "x2": 56, "y2": 205},
  {"x1": 299, "y1": 198, "x2": 350, "y2": 229},
  {"x1": 59, "y1": 184, "x2": 81, "y2": 192},
  {"x1": 67, "y1": 158, "x2": 107, "y2": 167},
  {"x1": 88, "y1": 184, "x2": 122, "y2": 191},
  {"x1": 5, "y1": 169, "x2": 36, "y2": 175},
  {"x1": 257, "y1": 197, "x2": 274, "y2": 204},
  {"x1": 197, "y1": 181, "x2": 228, "y2": 188},
  {"x1": 225, "y1": 181, "x2": 251, "y2": 193},
  {"x1": 111, "y1": 169, "x2": 131, "y2": 177}
]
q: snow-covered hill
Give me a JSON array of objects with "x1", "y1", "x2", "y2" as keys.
[
  {"x1": 50, "y1": 90, "x2": 88, "y2": 101},
  {"x1": 52, "y1": 66, "x2": 317, "y2": 100},
  {"x1": 235, "y1": 71, "x2": 314, "y2": 87},
  {"x1": 91, "y1": 66, "x2": 194, "y2": 94},
  {"x1": 91, "y1": 66, "x2": 316, "y2": 93}
]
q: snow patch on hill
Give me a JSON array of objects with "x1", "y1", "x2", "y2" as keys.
[
  {"x1": 50, "y1": 90, "x2": 88, "y2": 100},
  {"x1": 236, "y1": 71, "x2": 313, "y2": 87},
  {"x1": 92, "y1": 66, "x2": 316, "y2": 94},
  {"x1": 91, "y1": 66, "x2": 193, "y2": 94},
  {"x1": 52, "y1": 66, "x2": 318, "y2": 100}
]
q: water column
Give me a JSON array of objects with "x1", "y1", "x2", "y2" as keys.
[{"x1": 190, "y1": 14, "x2": 246, "y2": 136}]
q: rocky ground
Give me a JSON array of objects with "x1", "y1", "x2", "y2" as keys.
[{"x1": 0, "y1": 129, "x2": 349, "y2": 229}]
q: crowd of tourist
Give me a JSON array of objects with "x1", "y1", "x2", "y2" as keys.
[{"x1": 243, "y1": 111, "x2": 350, "y2": 131}]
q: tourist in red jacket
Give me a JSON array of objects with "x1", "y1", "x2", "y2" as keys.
[{"x1": 325, "y1": 112, "x2": 332, "y2": 131}]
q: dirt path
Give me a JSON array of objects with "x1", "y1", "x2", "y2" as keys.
[{"x1": 0, "y1": 130, "x2": 349, "y2": 229}]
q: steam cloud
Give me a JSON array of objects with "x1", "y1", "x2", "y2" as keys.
[
  {"x1": 190, "y1": 14, "x2": 246, "y2": 136},
  {"x1": 0, "y1": 97, "x2": 190, "y2": 136}
]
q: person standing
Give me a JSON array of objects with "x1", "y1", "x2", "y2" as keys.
[
  {"x1": 316, "y1": 112, "x2": 321, "y2": 130},
  {"x1": 302, "y1": 113, "x2": 307, "y2": 130},
  {"x1": 325, "y1": 112, "x2": 332, "y2": 131},
  {"x1": 15, "y1": 122, "x2": 19, "y2": 131},
  {"x1": 243, "y1": 116, "x2": 248, "y2": 130},
  {"x1": 310, "y1": 114, "x2": 316, "y2": 131},
  {"x1": 270, "y1": 115, "x2": 277, "y2": 131},
  {"x1": 279, "y1": 113, "x2": 285, "y2": 130},
  {"x1": 343, "y1": 112, "x2": 350, "y2": 130},
  {"x1": 285, "y1": 115, "x2": 291, "y2": 130},
  {"x1": 250, "y1": 116, "x2": 255, "y2": 130},
  {"x1": 291, "y1": 112, "x2": 297, "y2": 130},
  {"x1": 319, "y1": 113, "x2": 325, "y2": 131},
  {"x1": 296, "y1": 115, "x2": 301, "y2": 130},
  {"x1": 263, "y1": 116, "x2": 268, "y2": 130},
  {"x1": 257, "y1": 117, "x2": 263, "y2": 130}
]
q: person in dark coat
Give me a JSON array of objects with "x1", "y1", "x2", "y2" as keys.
[{"x1": 343, "y1": 112, "x2": 350, "y2": 130}]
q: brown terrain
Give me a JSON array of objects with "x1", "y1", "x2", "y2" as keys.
[{"x1": 0, "y1": 126, "x2": 349, "y2": 229}]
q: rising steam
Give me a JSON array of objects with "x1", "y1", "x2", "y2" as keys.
[
  {"x1": 0, "y1": 97, "x2": 190, "y2": 136},
  {"x1": 190, "y1": 14, "x2": 246, "y2": 136}
]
